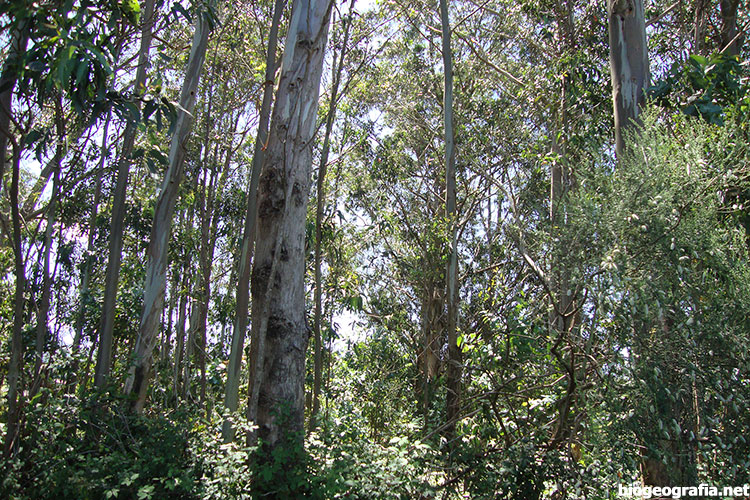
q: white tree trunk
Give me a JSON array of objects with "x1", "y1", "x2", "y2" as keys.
[
  {"x1": 247, "y1": 0, "x2": 334, "y2": 454},
  {"x1": 608, "y1": 0, "x2": 649, "y2": 158},
  {"x1": 126, "y1": 5, "x2": 213, "y2": 412}
]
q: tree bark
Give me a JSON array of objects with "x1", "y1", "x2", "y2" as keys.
[
  {"x1": 2, "y1": 17, "x2": 32, "y2": 460},
  {"x1": 95, "y1": 0, "x2": 156, "y2": 388},
  {"x1": 439, "y1": 0, "x2": 461, "y2": 441},
  {"x1": 5, "y1": 142, "x2": 25, "y2": 458},
  {"x1": 222, "y1": 0, "x2": 286, "y2": 443},
  {"x1": 126, "y1": 4, "x2": 213, "y2": 412},
  {"x1": 608, "y1": 0, "x2": 649, "y2": 159},
  {"x1": 246, "y1": 0, "x2": 334, "y2": 457},
  {"x1": 172, "y1": 259, "x2": 189, "y2": 398},
  {"x1": 693, "y1": 0, "x2": 709, "y2": 55}
]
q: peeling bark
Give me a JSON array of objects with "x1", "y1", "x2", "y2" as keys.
[
  {"x1": 246, "y1": 0, "x2": 334, "y2": 457},
  {"x1": 608, "y1": 0, "x2": 649, "y2": 159},
  {"x1": 126, "y1": 4, "x2": 213, "y2": 412},
  {"x1": 223, "y1": 0, "x2": 286, "y2": 443}
]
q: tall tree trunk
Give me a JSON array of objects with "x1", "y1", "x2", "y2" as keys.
[
  {"x1": 73, "y1": 113, "x2": 110, "y2": 357},
  {"x1": 126, "y1": 4, "x2": 213, "y2": 412},
  {"x1": 95, "y1": 0, "x2": 156, "y2": 388},
  {"x1": 32, "y1": 102, "x2": 63, "y2": 391},
  {"x1": 439, "y1": 0, "x2": 461, "y2": 441},
  {"x1": 222, "y1": 0, "x2": 286, "y2": 443},
  {"x1": 2, "y1": 18, "x2": 31, "y2": 459},
  {"x1": 5, "y1": 142, "x2": 26, "y2": 458},
  {"x1": 608, "y1": 0, "x2": 649, "y2": 159},
  {"x1": 311, "y1": 0, "x2": 355, "y2": 430},
  {"x1": 246, "y1": 0, "x2": 333, "y2": 460},
  {"x1": 547, "y1": 1, "x2": 577, "y2": 450},
  {"x1": 172, "y1": 260, "x2": 189, "y2": 398}
]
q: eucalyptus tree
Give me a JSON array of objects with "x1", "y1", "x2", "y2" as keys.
[
  {"x1": 438, "y1": 0, "x2": 460, "y2": 441},
  {"x1": 223, "y1": 0, "x2": 286, "y2": 443},
  {"x1": 127, "y1": 1, "x2": 216, "y2": 413},
  {"x1": 245, "y1": 0, "x2": 334, "y2": 467},
  {"x1": 1, "y1": 11, "x2": 31, "y2": 460},
  {"x1": 95, "y1": 0, "x2": 157, "y2": 388},
  {"x1": 608, "y1": 0, "x2": 649, "y2": 158},
  {"x1": 32, "y1": 96, "x2": 65, "y2": 391},
  {"x1": 310, "y1": 0, "x2": 357, "y2": 428},
  {"x1": 1, "y1": 0, "x2": 132, "y2": 456}
]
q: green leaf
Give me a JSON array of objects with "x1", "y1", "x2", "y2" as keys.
[
  {"x1": 688, "y1": 54, "x2": 708, "y2": 69},
  {"x1": 172, "y1": 3, "x2": 192, "y2": 24},
  {"x1": 137, "y1": 484, "x2": 154, "y2": 500},
  {"x1": 120, "y1": 0, "x2": 141, "y2": 24},
  {"x1": 24, "y1": 129, "x2": 44, "y2": 147}
]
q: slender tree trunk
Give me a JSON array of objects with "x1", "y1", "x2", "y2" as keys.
[
  {"x1": 173, "y1": 261, "x2": 189, "y2": 398},
  {"x1": 693, "y1": 0, "x2": 709, "y2": 55},
  {"x1": 126, "y1": 4, "x2": 213, "y2": 412},
  {"x1": 73, "y1": 114, "x2": 109, "y2": 355},
  {"x1": 246, "y1": 0, "x2": 333, "y2": 459},
  {"x1": 311, "y1": 0, "x2": 355, "y2": 430},
  {"x1": 222, "y1": 0, "x2": 286, "y2": 443},
  {"x1": 196, "y1": 159, "x2": 227, "y2": 406},
  {"x1": 608, "y1": 0, "x2": 649, "y2": 159},
  {"x1": 419, "y1": 283, "x2": 443, "y2": 427},
  {"x1": 162, "y1": 268, "x2": 178, "y2": 364},
  {"x1": 33, "y1": 97, "x2": 65, "y2": 389},
  {"x1": 95, "y1": 0, "x2": 156, "y2": 388},
  {"x1": 547, "y1": 2, "x2": 577, "y2": 449},
  {"x1": 439, "y1": 0, "x2": 461, "y2": 441},
  {"x1": 5, "y1": 143, "x2": 26, "y2": 458}
]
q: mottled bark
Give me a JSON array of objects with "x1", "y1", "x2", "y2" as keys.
[
  {"x1": 126, "y1": 5, "x2": 212, "y2": 412},
  {"x1": 608, "y1": 0, "x2": 649, "y2": 159},
  {"x1": 222, "y1": 0, "x2": 285, "y2": 443},
  {"x1": 247, "y1": 0, "x2": 334, "y2": 455}
]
